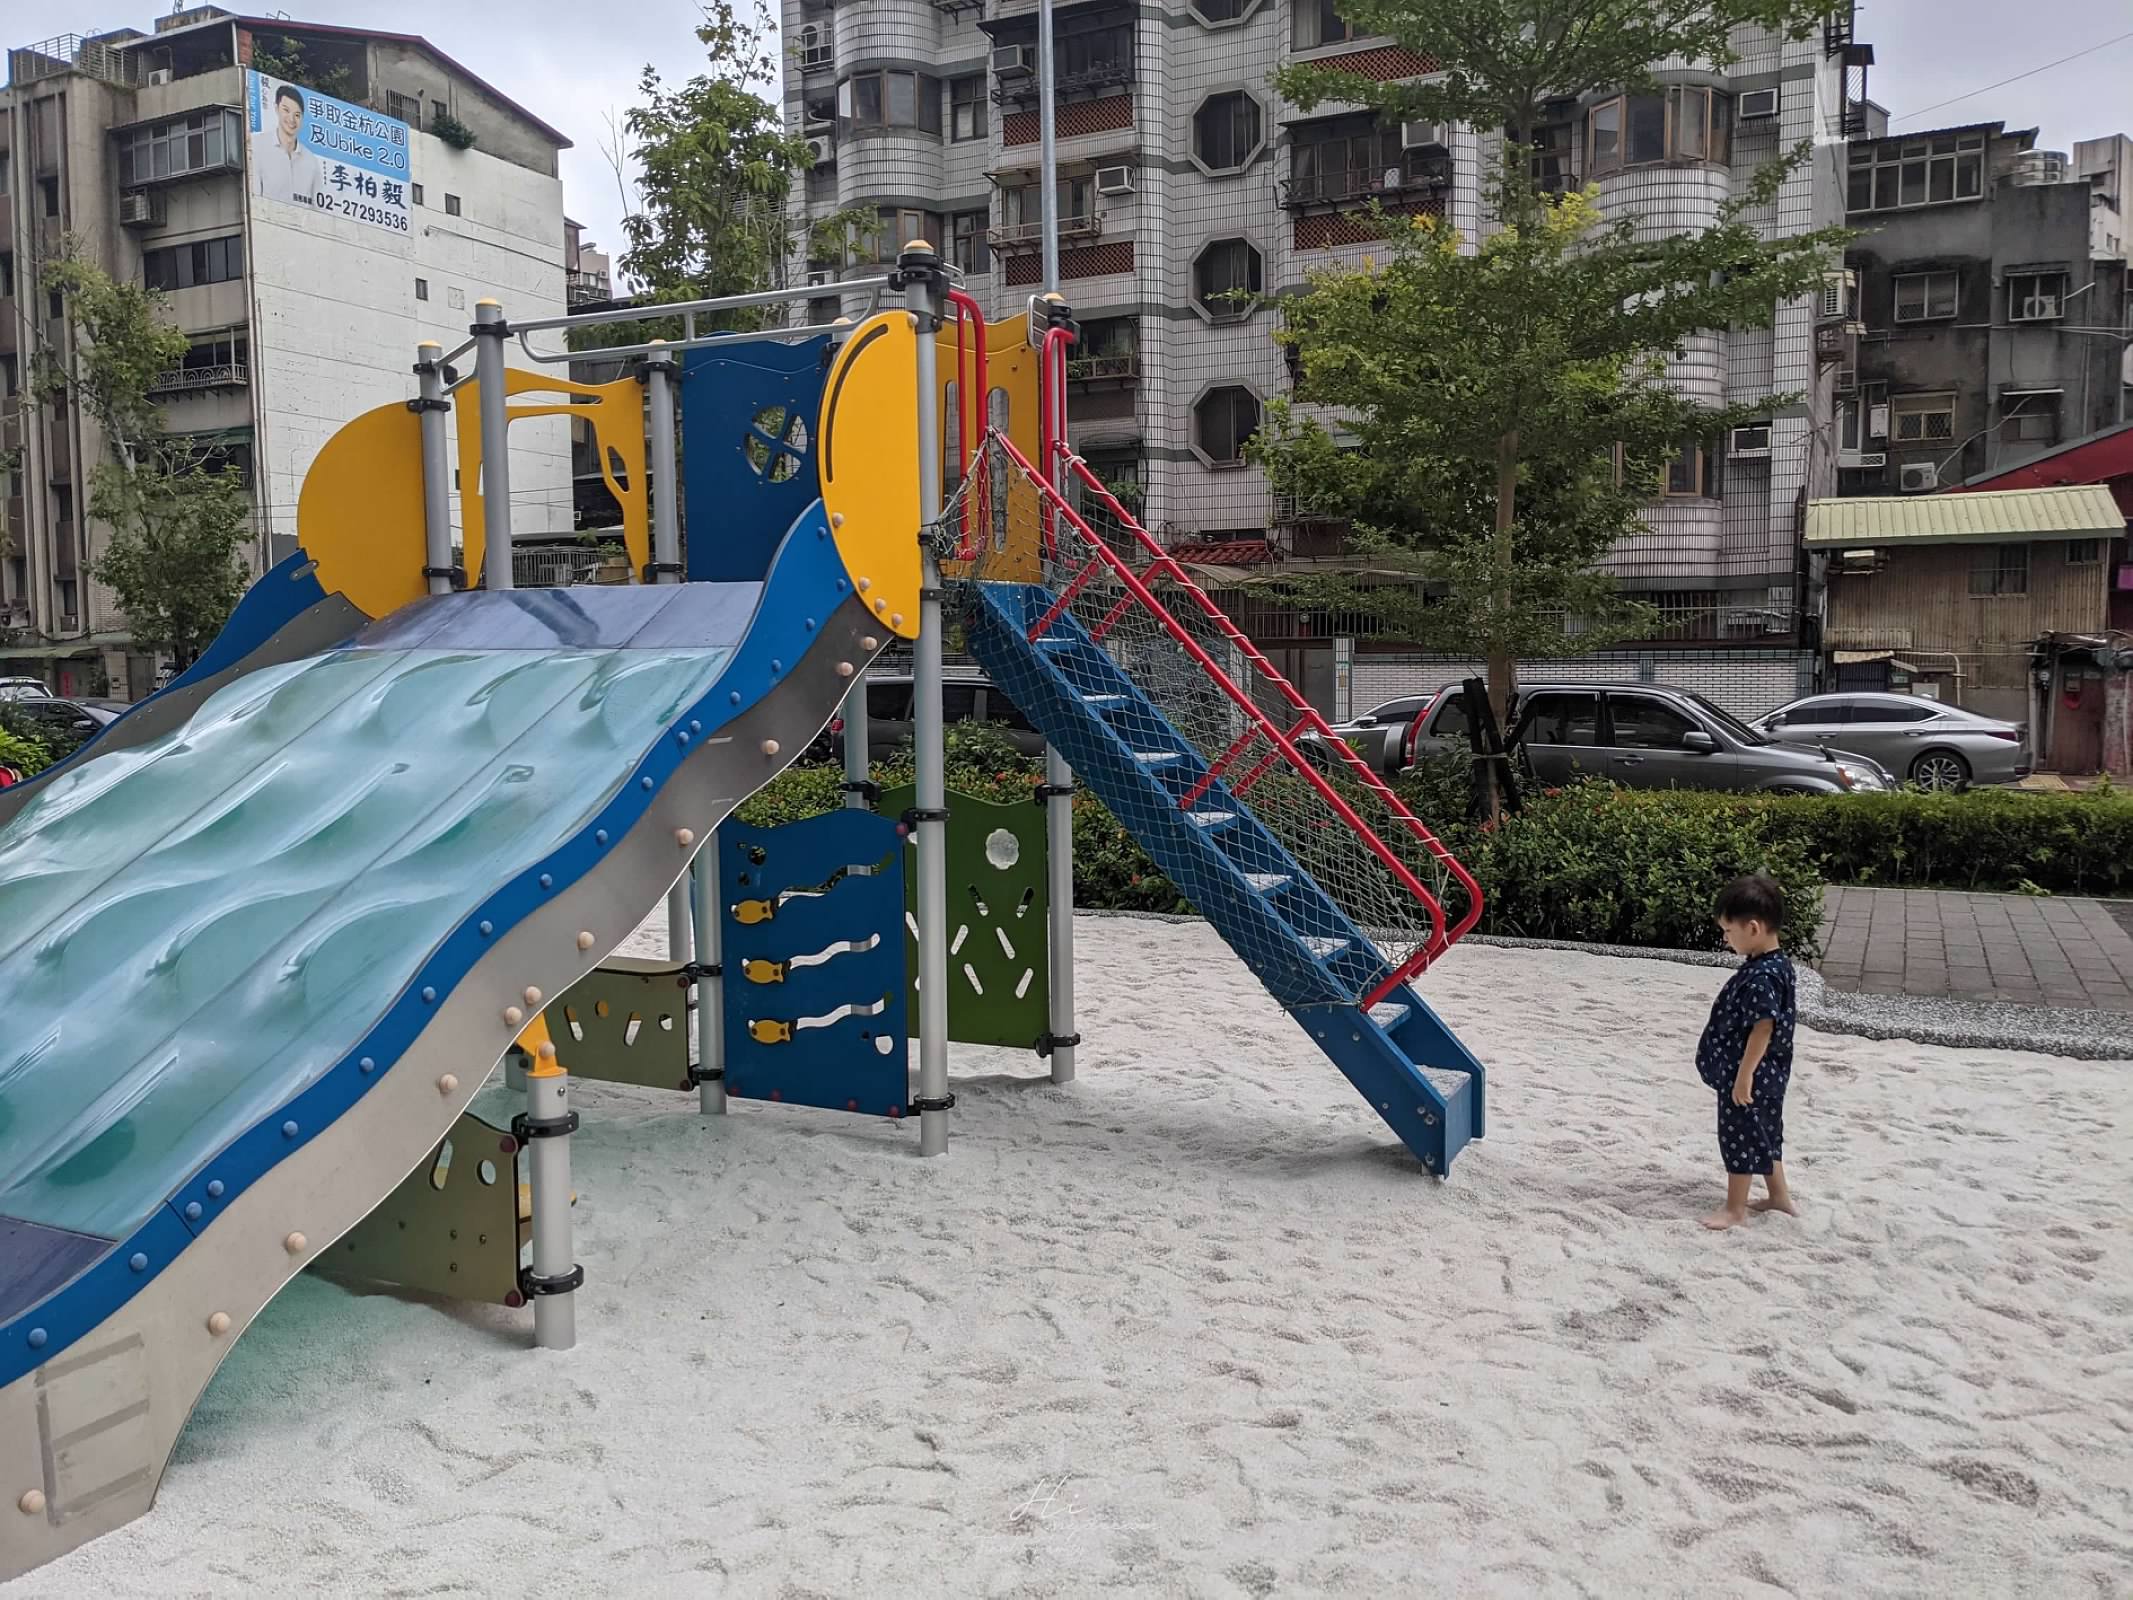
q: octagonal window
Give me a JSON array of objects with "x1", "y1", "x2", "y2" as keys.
[
  {"x1": 1194, "y1": 386, "x2": 1261, "y2": 466},
  {"x1": 1193, "y1": 92, "x2": 1264, "y2": 174},
  {"x1": 1193, "y1": 237, "x2": 1263, "y2": 321},
  {"x1": 1189, "y1": 0, "x2": 1261, "y2": 25}
]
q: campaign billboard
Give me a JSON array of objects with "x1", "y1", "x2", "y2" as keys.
[{"x1": 248, "y1": 70, "x2": 412, "y2": 236}]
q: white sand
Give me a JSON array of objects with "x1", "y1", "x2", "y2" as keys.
[{"x1": 13, "y1": 916, "x2": 2131, "y2": 1597}]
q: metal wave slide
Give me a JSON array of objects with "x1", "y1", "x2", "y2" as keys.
[
  {"x1": 962, "y1": 434, "x2": 1487, "y2": 1176},
  {"x1": 0, "y1": 311, "x2": 922, "y2": 1581}
]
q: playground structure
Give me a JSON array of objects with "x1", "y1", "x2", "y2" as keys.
[{"x1": 0, "y1": 245, "x2": 1486, "y2": 1583}]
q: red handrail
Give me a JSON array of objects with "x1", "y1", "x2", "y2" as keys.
[
  {"x1": 943, "y1": 288, "x2": 990, "y2": 556},
  {"x1": 992, "y1": 429, "x2": 1484, "y2": 1002}
]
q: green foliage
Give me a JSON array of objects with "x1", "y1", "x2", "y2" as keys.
[
  {"x1": 39, "y1": 253, "x2": 253, "y2": 666},
  {"x1": 248, "y1": 35, "x2": 356, "y2": 101},
  {"x1": 429, "y1": 107, "x2": 479, "y2": 151},
  {"x1": 0, "y1": 716, "x2": 52, "y2": 779}
]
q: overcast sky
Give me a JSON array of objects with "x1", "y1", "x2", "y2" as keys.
[{"x1": 24, "y1": 1, "x2": 2133, "y2": 287}]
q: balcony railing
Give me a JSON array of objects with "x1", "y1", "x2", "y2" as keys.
[
  {"x1": 986, "y1": 212, "x2": 1104, "y2": 251},
  {"x1": 148, "y1": 362, "x2": 248, "y2": 395},
  {"x1": 566, "y1": 270, "x2": 613, "y2": 306},
  {"x1": 1066, "y1": 351, "x2": 1140, "y2": 382},
  {"x1": 1271, "y1": 491, "x2": 1345, "y2": 525},
  {"x1": 1280, "y1": 159, "x2": 1450, "y2": 209},
  {"x1": 994, "y1": 60, "x2": 1135, "y2": 107},
  {"x1": 9, "y1": 34, "x2": 140, "y2": 88}
]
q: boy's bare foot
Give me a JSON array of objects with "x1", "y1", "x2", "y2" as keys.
[
  {"x1": 1700, "y1": 1207, "x2": 1748, "y2": 1230},
  {"x1": 1749, "y1": 1196, "x2": 1798, "y2": 1216}
]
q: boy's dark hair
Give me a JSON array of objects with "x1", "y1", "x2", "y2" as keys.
[
  {"x1": 1716, "y1": 873, "x2": 1785, "y2": 929},
  {"x1": 274, "y1": 84, "x2": 304, "y2": 111}
]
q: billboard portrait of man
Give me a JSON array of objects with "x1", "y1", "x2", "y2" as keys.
[{"x1": 251, "y1": 79, "x2": 321, "y2": 205}]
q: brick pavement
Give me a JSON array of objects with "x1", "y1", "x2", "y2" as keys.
[{"x1": 1817, "y1": 886, "x2": 2133, "y2": 1011}]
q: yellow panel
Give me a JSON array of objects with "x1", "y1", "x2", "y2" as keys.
[
  {"x1": 455, "y1": 371, "x2": 650, "y2": 590},
  {"x1": 935, "y1": 314, "x2": 1046, "y2": 583},
  {"x1": 818, "y1": 310, "x2": 923, "y2": 640},
  {"x1": 295, "y1": 401, "x2": 428, "y2": 618}
]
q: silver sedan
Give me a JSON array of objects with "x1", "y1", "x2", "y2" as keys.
[{"x1": 1752, "y1": 693, "x2": 2030, "y2": 789}]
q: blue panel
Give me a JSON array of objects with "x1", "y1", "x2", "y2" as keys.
[
  {"x1": 345, "y1": 583, "x2": 706, "y2": 653},
  {"x1": 719, "y1": 808, "x2": 908, "y2": 1116},
  {"x1": 680, "y1": 335, "x2": 833, "y2": 584},
  {"x1": 0, "y1": 498, "x2": 862, "y2": 1388},
  {"x1": 965, "y1": 579, "x2": 1486, "y2": 1176},
  {"x1": 0, "y1": 1216, "x2": 112, "y2": 1326}
]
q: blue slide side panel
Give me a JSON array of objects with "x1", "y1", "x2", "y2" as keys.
[
  {"x1": 0, "y1": 501, "x2": 856, "y2": 1389},
  {"x1": 681, "y1": 335, "x2": 833, "y2": 585}
]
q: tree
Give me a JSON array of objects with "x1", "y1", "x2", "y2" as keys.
[
  {"x1": 36, "y1": 254, "x2": 253, "y2": 668},
  {"x1": 1257, "y1": 0, "x2": 1849, "y2": 790},
  {"x1": 599, "y1": 0, "x2": 863, "y2": 342}
]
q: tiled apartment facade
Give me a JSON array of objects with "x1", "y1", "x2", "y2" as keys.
[{"x1": 785, "y1": 1, "x2": 1864, "y2": 707}]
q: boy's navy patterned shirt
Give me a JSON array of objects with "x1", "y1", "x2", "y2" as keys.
[{"x1": 1696, "y1": 950, "x2": 1796, "y2": 1092}]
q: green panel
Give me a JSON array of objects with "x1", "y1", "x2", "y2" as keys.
[
  {"x1": 319, "y1": 1111, "x2": 524, "y2": 1306},
  {"x1": 880, "y1": 785, "x2": 1050, "y2": 1050},
  {"x1": 548, "y1": 958, "x2": 696, "y2": 1093}
]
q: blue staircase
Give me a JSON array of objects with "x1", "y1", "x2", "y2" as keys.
[{"x1": 967, "y1": 581, "x2": 1485, "y2": 1175}]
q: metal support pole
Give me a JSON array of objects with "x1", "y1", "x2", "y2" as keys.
[
  {"x1": 413, "y1": 340, "x2": 453, "y2": 596},
  {"x1": 693, "y1": 851, "x2": 724, "y2": 1115},
  {"x1": 903, "y1": 242, "x2": 951, "y2": 1158},
  {"x1": 1043, "y1": 745, "x2": 1077, "y2": 1084},
  {"x1": 841, "y1": 673, "x2": 872, "y2": 809},
  {"x1": 525, "y1": 1059, "x2": 577, "y2": 1350},
  {"x1": 646, "y1": 342, "x2": 695, "y2": 970},
  {"x1": 1038, "y1": 0, "x2": 1060, "y2": 293},
  {"x1": 472, "y1": 299, "x2": 514, "y2": 590}
]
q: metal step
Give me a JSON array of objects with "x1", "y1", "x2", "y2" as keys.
[
  {"x1": 1083, "y1": 693, "x2": 1127, "y2": 705},
  {"x1": 1300, "y1": 935, "x2": 1350, "y2": 958},
  {"x1": 1132, "y1": 750, "x2": 1182, "y2": 765},
  {"x1": 1368, "y1": 1001, "x2": 1411, "y2": 1030},
  {"x1": 1243, "y1": 872, "x2": 1291, "y2": 892},
  {"x1": 1187, "y1": 810, "x2": 1236, "y2": 828}
]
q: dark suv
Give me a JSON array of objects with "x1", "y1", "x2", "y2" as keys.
[
  {"x1": 820, "y1": 672, "x2": 1045, "y2": 761},
  {"x1": 1406, "y1": 683, "x2": 1892, "y2": 794}
]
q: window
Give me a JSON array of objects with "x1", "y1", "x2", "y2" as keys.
[
  {"x1": 1068, "y1": 316, "x2": 1139, "y2": 378},
  {"x1": 411, "y1": 182, "x2": 425, "y2": 206},
  {"x1": 950, "y1": 76, "x2": 987, "y2": 142},
  {"x1": 1293, "y1": 0, "x2": 1352, "y2": 48},
  {"x1": 878, "y1": 207, "x2": 944, "y2": 259},
  {"x1": 1528, "y1": 118, "x2": 1574, "y2": 193},
  {"x1": 1521, "y1": 692, "x2": 1602, "y2": 747},
  {"x1": 1847, "y1": 132, "x2": 1986, "y2": 212},
  {"x1": 837, "y1": 71, "x2": 943, "y2": 136},
  {"x1": 1890, "y1": 392, "x2": 1955, "y2": 443},
  {"x1": 1289, "y1": 115, "x2": 1407, "y2": 203},
  {"x1": 1893, "y1": 270, "x2": 1958, "y2": 322},
  {"x1": 1608, "y1": 695, "x2": 1699, "y2": 750},
  {"x1": 1056, "y1": 22, "x2": 1131, "y2": 82},
  {"x1": 444, "y1": 193, "x2": 462, "y2": 217},
  {"x1": 1, "y1": 353, "x2": 16, "y2": 396},
  {"x1": 1193, "y1": 0, "x2": 1248, "y2": 20},
  {"x1": 142, "y1": 234, "x2": 245, "y2": 292},
  {"x1": 1005, "y1": 178, "x2": 1092, "y2": 228},
  {"x1": 115, "y1": 108, "x2": 243, "y2": 186},
  {"x1": 1857, "y1": 700, "x2": 1937, "y2": 724},
  {"x1": 2066, "y1": 539, "x2": 2103, "y2": 565},
  {"x1": 57, "y1": 579, "x2": 77, "y2": 618},
  {"x1": 39, "y1": 177, "x2": 60, "y2": 218},
  {"x1": 1663, "y1": 440, "x2": 1720, "y2": 498},
  {"x1": 415, "y1": 277, "x2": 430, "y2": 301},
  {"x1": 386, "y1": 91, "x2": 421, "y2": 124},
  {"x1": 1193, "y1": 92, "x2": 1262, "y2": 172},
  {"x1": 807, "y1": 295, "x2": 838, "y2": 326},
  {"x1": 1193, "y1": 237, "x2": 1262, "y2": 320},
  {"x1": 1585, "y1": 88, "x2": 1731, "y2": 176},
  {"x1": 47, "y1": 287, "x2": 63, "y2": 321},
  {"x1": 951, "y1": 209, "x2": 990, "y2": 274},
  {"x1": 1969, "y1": 544, "x2": 2029, "y2": 597},
  {"x1": 2007, "y1": 270, "x2": 2067, "y2": 322},
  {"x1": 1193, "y1": 385, "x2": 1260, "y2": 465},
  {"x1": 0, "y1": 150, "x2": 8, "y2": 195},
  {"x1": 0, "y1": 253, "x2": 10, "y2": 298},
  {"x1": 2000, "y1": 391, "x2": 2061, "y2": 445}
]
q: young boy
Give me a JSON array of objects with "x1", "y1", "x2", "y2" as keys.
[{"x1": 1696, "y1": 873, "x2": 1798, "y2": 1230}]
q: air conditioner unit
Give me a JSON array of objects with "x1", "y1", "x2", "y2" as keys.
[
  {"x1": 806, "y1": 137, "x2": 834, "y2": 168},
  {"x1": 1400, "y1": 120, "x2": 1449, "y2": 152},
  {"x1": 1729, "y1": 423, "x2": 1773, "y2": 457},
  {"x1": 59, "y1": 613, "x2": 79, "y2": 632},
  {"x1": 2017, "y1": 292, "x2": 2060, "y2": 321},
  {"x1": 1738, "y1": 87, "x2": 1779, "y2": 120},
  {"x1": 992, "y1": 44, "x2": 1035, "y2": 78},
  {"x1": 1897, "y1": 461, "x2": 1939, "y2": 493},
  {"x1": 117, "y1": 190, "x2": 163, "y2": 227},
  {"x1": 147, "y1": 67, "x2": 172, "y2": 86},
  {"x1": 1836, "y1": 548, "x2": 1887, "y2": 574},
  {"x1": 1095, "y1": 164, "x2": 1134, "y2": 196},
  {"x1": 1818, "y1": 267, "x2": 1857, "y2": 321},
  {"x1": 806, "y1": 269, "x2": 832, "y2": 288}
]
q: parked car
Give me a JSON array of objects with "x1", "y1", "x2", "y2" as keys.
[
  {"x1": 1, "y1": 697, "x2": 106, "y2": 759},
  {"x1": 1299, "y1": 694, "x2": 1436, "y2": 776},
  {"x1": 819, "y1": 671, "x2": 1045, "y2": 762},
  {"x1": 1750, "y1": 693, "x2": 2028, "y2": 790},
  {"x1": 0, "y1": 676, "x2": 53, "y2": 702},
  {"x1": 1505, "y1": 683, "x2": 1893, "y2": 794},
  {"x1": 77, "y1": 700, "x2": 129, "y2": 726}
]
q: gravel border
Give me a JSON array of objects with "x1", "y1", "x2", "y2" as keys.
[{"x1": 1075, "y1": 909, "x2": 2133, "y2": 1062}]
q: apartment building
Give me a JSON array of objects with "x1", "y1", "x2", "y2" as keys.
[
  {"x1": 783, "y1": 0, "x2": 1870, "y2": 715},
  {"x1": 1, "y1": 8, "x2": 573, "y2": 697},
  {"x1": 1840, "y1": 119, "x2": 2130, "y2": 499}
]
